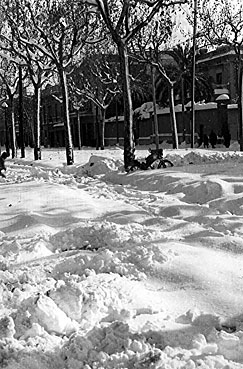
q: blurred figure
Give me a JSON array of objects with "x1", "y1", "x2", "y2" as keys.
[
  {"x1": 224, "y1": 130, "x2": 231, "y2": 148},
  {"x1": 203, "y1": 134, "x2": 209, "y2": 148},
  {"x1": 209, "y1": 130, "x2": 217, "y2": 148},
  {"x1": 0, "y1": 152, "x2": 9, "y2": 178}
]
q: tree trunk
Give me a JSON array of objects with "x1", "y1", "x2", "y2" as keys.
[
  {"x1": 59, "y1": 68, "x2": 74, "y2": 165},
  {"x1": 181, "y1": 76, "x2": 186, "y2": 140},
  {"x1": 19, "y1": 66, "x2": 25, "y2": 158},
  {"x1": 169, "y1": 82, "x2": 179, "y2": 149},
  {"x1": 77, "y1": 109, "x2": 82, "y2": 150},
  {"x1": 191, "y1": 0, "x2": 197, "y2": 149},
  {"x1": 4, "y1": 106, "x2": 10, "y2": 156},
  {"x1": 33, "y1": 86, "x2": 41, "y2": 160},
  {"x1": 117, "y1": 42, "x2": 135, "y2": 169},
  {"x1": 100, "y1": 108, "x2": 106, "y2": 150},
  {"x1": 95, "y1": 104, "x2": 100, "y2": 150},
  {"x1": 239, "y1": 62, "x2": 243, "y2": 151},
  {"x1": 9, "y1": 96, "x2": 17, "y2": 159},
  {"x1": 152, "y1": 66, "x2": 159, "y2": 149},
  {"x1": 116, "y1": 96, "x2": 119, "y2": 144}
]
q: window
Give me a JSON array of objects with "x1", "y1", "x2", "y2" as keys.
[
  {"x1": 216, "y1": 72, "x2": 222, "y2": 84},
  {"x1": 55, "y1": 104, "x2": 58, "y2": 121}
]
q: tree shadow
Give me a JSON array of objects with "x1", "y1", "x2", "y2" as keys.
[{"x1": 0, "y1": 208, "x2": 83, "y2": 234}]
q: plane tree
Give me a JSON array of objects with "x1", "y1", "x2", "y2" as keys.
[
  {"x1": 163, "y1": 43, "x2": 213, "y2": 136},
  {"x1": 70, "y1": 51, "x2": 152, "y2": 150},
  {"x1": 69, "y1": 52, "x2": 121, "y2": 150},
  {"x1": 22, "y1": 51, "x2": 53, "y2": 160},
  {"x1": 83, "y1": 0, "x2": 188, "y2": 169},
  {"x1": 131, "y1": 11, "x2": 180, "y2": 149},
  {"x1": 0, "y1": 55, "x2": 20, "y2": 158},
  {"x1": 0, "y1": 20, "x2": 54, "y2": 160},
  {"x1": 1, "y1": 0, "x2": 101, "y2": 165}
]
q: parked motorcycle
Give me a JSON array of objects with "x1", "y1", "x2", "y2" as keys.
[{"x1": 127, "y1": 148, "x2": 174, "y2": 173}]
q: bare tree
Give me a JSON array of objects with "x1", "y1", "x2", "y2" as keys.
[
  {"x1": 84, "y1": 0, "x2": 188, "y2": 169},
  {"x1": 24, "y1": 52, "x2": 53, "y2": 160},
  {"x1": 1, "y1": 0, "x2": 100, "y2": 165},
  {"x1": 70, "y1": 53, "x2": 120, "y2": 150},
  {"x1": 131, "y1": 12, "x2": 180, "y2": 148},
  {"x1": 0, "y1": 56, "x2": 19, "y2": 158},
  {"x1": 0, "y1": 30, "x2": 54, "y2": 160}
]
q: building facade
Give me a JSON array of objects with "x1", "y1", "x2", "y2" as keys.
[{"x1": 197, "y1": 45, "x2": 241, "y2": 102}]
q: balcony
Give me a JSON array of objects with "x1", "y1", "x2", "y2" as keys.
[{"x1": 212, "y1": 83, "x2": 230, "y2": 99}]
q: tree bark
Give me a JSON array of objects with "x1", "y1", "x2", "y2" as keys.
[
  {"x1": 9, "y1": 96, "x2": 17, "y2": 159},
  {"x1": 191, "y1": 0, "x2": 198, "y2": 149},
  {"x1": 19, "y1": 66, "x2": 25, "y2": 158},
  {"x1": 239, "y1": 62, "x2": 243, "y2": 151},
  {"x1": 152, "y1": 66, "x2": 159, "y2": 149},
  {"x1": 181, "y1": 76, "x2": 185, "y2": 140},
  {"x1": 100, "y1": 108, "x2": 106, "y2": 150},
  {"x1": 4, "y1": 106, "x2": 10, "y2": 157},
  {"x1": 59, "y1": 68, "x2": 74, "y2": 165},
  {"x1": 169, "y1": 82, "x2": 179, "y2": 149},
  {"x1": 116, "y1": 96, "x2": 119, "y2": 144},
  {"x1": 117, "y1": 41, "x2": 135, "y2": 169},
  {"x1": 33, "y1": 86, "x2": 41, "y2": 160},
  {"x1": 77, "y1": 109, "x2": 82, "y2": 150},
  {"x1": 95, "y1": 104, "x2": 100, "y2": 150}
]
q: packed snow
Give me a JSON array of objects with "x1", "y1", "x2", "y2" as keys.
[{"x1": 1, "y1": 142, "x2": 243, "y2": 368}]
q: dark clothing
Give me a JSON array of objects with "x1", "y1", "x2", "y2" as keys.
[
  {"x1": 224, "y1": 131, "x2": 231, "y2": 148},
  {"x1": 209, "y1": 130, "x2": 217, "y2": 148},
  {"x1": 203, "y1": 134, "x2": 209, "y2": 148},
  {"x1": 0, "y1": 155, "x2": 7, "y2": 178}
]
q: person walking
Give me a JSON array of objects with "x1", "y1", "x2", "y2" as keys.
[
  {"x1": 0, "y1": 152, "x2": 9, "y2": 178},
  {"x1": 223, "y1": 130, "x2": 231, "y2": 148},
  {"x1": 203, "y1": 134, "x2": 209, "y2": 148},
  {"x1": 209, "y1": 130, "x2": 217, "y2": 148}
]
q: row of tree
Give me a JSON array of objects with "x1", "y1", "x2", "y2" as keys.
[{"x1": 0, "y1": 0, "x2": 242, "y2": 169}]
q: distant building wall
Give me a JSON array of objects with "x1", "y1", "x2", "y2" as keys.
[
  {"x1": 104, "y1": 103, "x2": 240, "y2": 146},
  {"x1": 228, "y1": 105, "x2": 239, "y2": 140},
  {"x1": 104, "y1": 120, "x2": 124, "y2": 146},
  {"x1": 197, "y1": 46, "x2": 241, "y2": 101}
]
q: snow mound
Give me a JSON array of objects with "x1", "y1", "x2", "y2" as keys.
[
  {"x1": 50, "y1": 221, "x2": 173, "y2": 279},
  {"x1": 165, "y1": 150, "x2": 243, "y2": 166},
  {"x1": 62, "y1": 317, "x2": 243, "y2": 368},
  {"x1": 50, "y1": 220, "x2": 168, "y2": 251},
  {"x1": 10, "y1": 272, "x2": 163, "y2": 339},
  {"x1": 215, "y1": 330, "x2": 243, "y2": 361},
  {"x1": 0, "y1": 235, "x2": 54, "y2": 265},
  {"x1": 81, "y1": 155, "x2": 123, "y2": 176}
]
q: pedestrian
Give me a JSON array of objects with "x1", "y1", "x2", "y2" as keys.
[
  {"x1": 223, "y1": 130, "x2": 231, "y2": 148},
  {"x1": 0, "y1": 152, "x2": 9, "y2": 178},
  {"x1": 197, "y1": 133, "x2": 203, "y2": 147},
  {"x1": 203, "y1": 134, "x2": 209, "y2": 148},
  {"x1": 209, "y1": 130, "x2": 217, "y2": 148}
]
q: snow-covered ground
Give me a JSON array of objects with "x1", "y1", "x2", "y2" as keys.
[{"x1": 1, "y1": 142, "x2": 243, "y2": 368}]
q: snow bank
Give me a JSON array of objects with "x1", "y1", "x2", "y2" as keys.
[
  {"x1": 2, "y1": 146, "x2": 243, "y2": 368},
  {"x1": 79, "y1": 155, "x2": 123, "y2": 177},
  {"x1": 62, "y1": 316, "x2": 243, "y2": 368},
  {"x1": 165, "y1": 150, "x2": 243, "y2": 167},
  {"x1": 49, "y1": 221, "x2": 173, "y2": 280}
]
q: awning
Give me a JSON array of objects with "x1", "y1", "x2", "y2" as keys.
[{"x1": 53, "y1": 123, "x2": 64, "y2": 128}]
